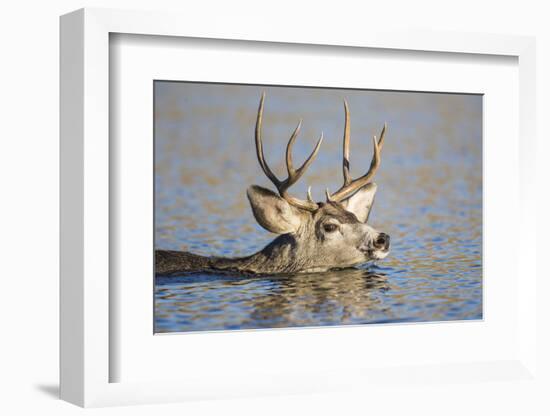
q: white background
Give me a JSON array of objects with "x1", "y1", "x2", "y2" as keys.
[
  {"x1": 1, "y1": 1, "x2": 549, "y2": 415},
  {"x1": 112, "y1": 34, "x2": 518, "y2": 383}
]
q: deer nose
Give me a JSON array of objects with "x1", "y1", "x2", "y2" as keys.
[{"x1": 374, "y1": 233, "x2": 390, "y2": 250}]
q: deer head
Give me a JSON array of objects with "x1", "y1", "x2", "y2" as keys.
[{"x1": 246, "y1": 93, "x2": 390, "y2": 273}]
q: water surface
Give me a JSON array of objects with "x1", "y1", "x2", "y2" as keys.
[{"x1": 154, "y1": 82, "x2": 482, "y2": 333}]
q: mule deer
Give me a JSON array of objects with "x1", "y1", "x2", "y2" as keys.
[{"x1": 155, "y1": 93, "x2": 390, "y2": 275}]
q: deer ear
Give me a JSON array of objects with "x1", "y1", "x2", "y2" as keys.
[
  {"x1": 246, "y1": 185, "x2": 304, "y2": 234},
  {"x1": 342, "y1": 183, "x2": 377, "y2": 223}
]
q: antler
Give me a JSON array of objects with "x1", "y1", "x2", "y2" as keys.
[
  {"x1": 326, "y1": 100, "x2": 387, "y2": 202},
  {"x1": 255, "y1": 92, "x2": 323, "y2": 211}
]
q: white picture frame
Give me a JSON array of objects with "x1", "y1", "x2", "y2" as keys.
[{"x1": 60, "y1": 7, "x2": 538, "y2": 408}]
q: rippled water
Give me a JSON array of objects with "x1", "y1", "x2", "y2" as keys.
[{"x1": 154, "y1": 82, "x2": 482, "y2": 333}]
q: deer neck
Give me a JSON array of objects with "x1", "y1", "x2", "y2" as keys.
[{"x1": 212, "y1": 232, "x2": 311, "y2": 274}]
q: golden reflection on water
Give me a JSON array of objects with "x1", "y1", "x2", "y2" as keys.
[
  {"x1": 154, "y1": 82, "x2": 482, "y2": 333},
  {"x1": 156, "y1": 270, "x2": 392, "y2": 331}
]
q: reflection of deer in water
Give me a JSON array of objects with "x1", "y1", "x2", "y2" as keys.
[
  {"x1": 156, "y1": 269, "x2": 392, "y2": 326},
  {"x1": 156, "y1": 93, "x2": 391, "y2": 276},
  {"x1": 245, "y1": 269, "x2": 391, "y2": 326}
]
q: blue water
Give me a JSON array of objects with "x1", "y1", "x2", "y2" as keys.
[{"x1": 154, "y1": 82, "x2": 482, "y2": 333}]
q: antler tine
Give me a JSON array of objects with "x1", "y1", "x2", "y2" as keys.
[
  {"x1": 327, "y1": 101, "x2": 387, "y2": 202},
  {"x1": 378, "y1": 122, "x2": 387, "y2": 152},
  {"x1": 307, "y1": 186, "x2": 314, "y2": 203},
  {"x1": 285, "y1": 131, "x2": 323, "y2": 187},
  {"x1": 329, "y1": 134, "x2": 382, "y2": 202},
  {"x1": 255, "y1": 92, "x2": 282, "y2": 187},
  {"x1": 342, "y1": 99, "x2": 351, "y2": 186},
  {"x1": 254, "y1": 93, "x2": 321, "y2": 211},
  {"x1": 285, "y1": 119, "x2": 302, "y2": 178}
]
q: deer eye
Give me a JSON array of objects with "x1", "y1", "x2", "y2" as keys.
[{"x1": 323, "y1": 223, "x2": 338, "y2": 233}]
